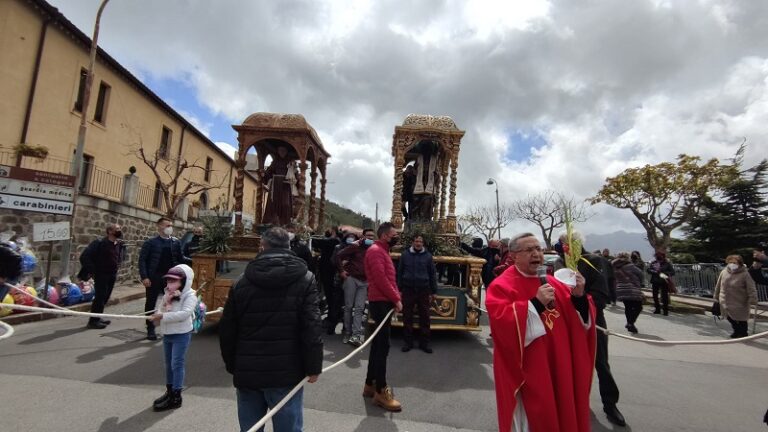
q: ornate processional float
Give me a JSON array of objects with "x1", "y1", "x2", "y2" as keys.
[
  {"x1": 191, "y1": 113, "x2": 330, "y2": 320},
  {"x1": 389, "y1": 114, "x2": 486, "y2": 331}
]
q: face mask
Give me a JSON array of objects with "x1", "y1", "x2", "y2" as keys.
[
  {"x1": 727, "y1": 263, "x2": 739, "y2": 271},
  {"x1": 113, "y1": 231, "x2": 123, "y2": 238},
  {"x1": 288, "y1": 233, "x2": 296, "y2": 241},
  {"x1": 364, "y1": 239, "x2": 374, "y2": 246},
  {"x1": 346, "y1": 238, "x2": 355, "y2": 245},
  {"x1": 166, "y1": 280, "x2": 181, "y2": 291},
  {"x1": 163, "y1": 226, "x2": 173, "y2": 236}
]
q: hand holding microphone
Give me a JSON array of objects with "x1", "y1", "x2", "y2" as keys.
[{"x1": 536, "y1": 266, "x2": 555, "y2": 309}]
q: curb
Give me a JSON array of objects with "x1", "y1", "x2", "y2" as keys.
[{"x1": 1, "y1": 286, "x2": 146, "y2": 326}]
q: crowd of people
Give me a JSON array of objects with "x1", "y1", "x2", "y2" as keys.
[{"x1": 7, "y1": 215, "x2": 764, "y2": 431}]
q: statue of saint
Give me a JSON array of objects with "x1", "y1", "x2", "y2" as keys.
[
  {"x1": 262, "y1": 146, "x2": 298, "y2": 226},
  {"x1": 410, "y1": 140, "x2": 440, "y2": 221},
  {"x1": 402, "y1": 164, "x2": 416, "y2": 221}
]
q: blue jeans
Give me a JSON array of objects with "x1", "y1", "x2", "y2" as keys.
[
  {"x1": 237, "y1": 386, "x2": 304, "y2": 432},
  {"x1": 163, "y1": 332, "x2": 191, "y2": 390}
]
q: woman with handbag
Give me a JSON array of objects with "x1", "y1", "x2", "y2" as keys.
[
  {"x1": 613, "y1": 252, "x2": 645, "y2": 333},
  {"x1": 713, "y1": 255, "x2": 758, "y2": 338}
]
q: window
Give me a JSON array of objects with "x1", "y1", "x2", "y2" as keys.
[
  {"x1": 73, "y1": 68, "x2": 88, "y2": 112},
  {"x1": 78, "y1": 154, "x2": 94, "y2": 192},
  {"x1": 152, "y1": 181, "x2": 164, "y2": 209},
  {"x1": 199, "y1": 192, "x2": 208, "y2": 210},
  {"x1": 159, "y1": 126, "x2": 172, "y2": 159},
  {"x1": 93, "y1": 81, "x2": 110, "y2": 124},
  {"x1": 204, "y1": 157, "x2": 213, "y2": 182}
]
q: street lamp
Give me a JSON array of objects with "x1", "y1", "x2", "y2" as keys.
[{"x1": 486, "y1": 178, "x2": 501, "y2": 239}]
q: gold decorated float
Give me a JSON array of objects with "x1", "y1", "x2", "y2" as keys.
[
  {"x1": 388, "y1": 114, "x2": 485, "y2": 331},
  {"x1": 192, "y1": 113, "x2": 330, "y2": 321}
]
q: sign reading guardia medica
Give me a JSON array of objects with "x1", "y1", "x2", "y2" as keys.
[{"x1": 0, "y1": 165, "x2": 75, "y2": 215}]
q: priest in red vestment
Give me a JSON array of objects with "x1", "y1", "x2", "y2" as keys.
[{"x1": 487, "y1": 233, "x2": 597, "y2": 432}]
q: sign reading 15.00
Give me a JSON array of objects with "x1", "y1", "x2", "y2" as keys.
[{"x1": 33, "y1": 221, "x2": 70, "y2": 242}]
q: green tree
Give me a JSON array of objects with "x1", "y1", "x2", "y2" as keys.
[
  {"x1": 590, "y1": 154, "x2": 735, "y2": 250},
  {"x1": 676, "y1": 145, "x2": 768, "y2": 262}
]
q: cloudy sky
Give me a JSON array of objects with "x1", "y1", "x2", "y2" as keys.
[{"x1": 50, "y1": 0, "x2": 768, "y2": 241}]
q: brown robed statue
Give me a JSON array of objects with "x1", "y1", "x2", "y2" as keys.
[
  {"x1": 409, "y1": 140, "x2": 440, "y2": 221},
  {"x1": 261, "y1": 146, "x2": 298, "y2": 226}
]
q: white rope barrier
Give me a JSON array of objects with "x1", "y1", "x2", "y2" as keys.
[
  {"x1": 246, "y1": 309, "x2": 395, "y2": 432},
  {"x1": 0, "y1": 303, "x2": 150, "y2": 320},
  {"x1": 475, "y1": 306, "x2": 768, "y2": 345},
  {"x1": 0, "y1": 319, "x2": 14, "y2": 341}
]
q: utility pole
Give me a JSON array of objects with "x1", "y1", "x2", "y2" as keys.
[
  {"x1": 375, "y1": 202, "x2": 379, "y2": 229},
  {"x1": 59, "y1": 0, "x2": 110, "y2": 279}
]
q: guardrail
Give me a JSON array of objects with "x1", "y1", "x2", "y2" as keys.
[
  {"x1": 80, "y1": 163, "x2": 124, "y2": 201},
  {"x1": 0, "y1": 151, "x2": 73, "y2": 174},
  {"x1": 136, "y1": 182, "x2": 168, "y2": 214}
]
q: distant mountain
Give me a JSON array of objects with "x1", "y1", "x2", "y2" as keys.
[
  {"x1": 321, "y1": 200, "x2": 375, "y2": 230},
  {"x1": 584, "y1": 231, "x2": 655, "y2": 259}
]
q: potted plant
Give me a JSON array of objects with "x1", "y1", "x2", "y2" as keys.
[{"x1": 14, "y1": 143, "x2": 49, "y2": 159}]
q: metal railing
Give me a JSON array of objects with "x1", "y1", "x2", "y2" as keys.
[
  {"x1": 0, "y1": 150, "x2": 73, "y2": 174},
  {"x1": 80, "y1": 163, "x2": 124, "y2": 201},
  {"x1": 671, "y1": 263, "x2": 723, "y2": 297},
  {"x1": 136, "y1": 182, "x2": 168, "y2": 214}
]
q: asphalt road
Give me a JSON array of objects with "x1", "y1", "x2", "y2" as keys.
[{"x1": 1, "y1": 299, "x2": 766, "y2": 431}]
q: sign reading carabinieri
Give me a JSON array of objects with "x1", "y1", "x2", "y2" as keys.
[
  {"x1": 0, "y1": 193, "x2": 74, "y2": 215},
  {"x1": 0, "y1": 165, "x2": 75, "y2": 215}
]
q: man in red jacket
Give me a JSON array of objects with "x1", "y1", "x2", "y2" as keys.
[{"x1": 362, "y1": 222, "x2": 403, "y2": 412}]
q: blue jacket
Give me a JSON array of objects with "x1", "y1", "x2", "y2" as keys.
[
  {"x1": 397, "y1": 247, "x2": 438, "y2": 293},
  {"x1": 138, "y1": 235, "x2": 190, "y2": 280}
]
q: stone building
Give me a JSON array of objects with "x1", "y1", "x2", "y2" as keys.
[{"x1": 0, "y1": 0, "x2": 259, "y2": 282}]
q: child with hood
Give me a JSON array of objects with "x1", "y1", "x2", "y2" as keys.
[{"x1": 149, "y1": 264, "x2": 197, "y2": 411}]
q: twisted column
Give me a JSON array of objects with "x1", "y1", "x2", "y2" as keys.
[
  {"x1": 233, "y1": 149, "x2": 247, "y2": 236},
  {"x1": 254, "y1": 154, "x2": 265, "y2": 226},
  {"x1": 308, "y1": 164, "x2": 318, "y2": 230},
  {"x1": 295, "y1": 160, "x2": 308, "y2": 224},
  {"x1": 391, "y1": 147, "x2": 405, "y2": 229},
  {"x1": 319, "y1": 176, "x2": 327, "y2": 228}
]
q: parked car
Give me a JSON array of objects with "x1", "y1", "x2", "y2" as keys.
[{"x1": 543, "y1": 252, "x2": 559, "y2": 275}]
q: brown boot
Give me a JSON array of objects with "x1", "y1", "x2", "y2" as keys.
[
  {"x1": 362, "y1": 382, "x2": 375, "y2": 398},
  {"x1": 373, "y1": 386, "x2": 402, "y2": 412}
]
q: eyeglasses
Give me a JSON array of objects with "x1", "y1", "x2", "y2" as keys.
[{"x1": 517, "y1": 246, "x2": 543, "y2": 254}]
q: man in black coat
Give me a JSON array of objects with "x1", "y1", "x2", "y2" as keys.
[
  {"x1": 647, "y1": 250, "x2": 675, "y2": 315},
  {"x1": 397, "y1": 234, "x2": 438, "y2": 353},
  {"x1": 219, "y1": 227, "x2": 323, "y2": 432},
  {"x1": 312, "y1": 228, "x2": 342, "y2": 333},
  {"x1": 79, "y1": 223, "x2": 126, "y2": 329},
  {"x1": 138, "y1": 217, "x2": 190, "y2": 340},
  {"x1": 555, "y1": 233, "x2": 626, "y2": 427}
]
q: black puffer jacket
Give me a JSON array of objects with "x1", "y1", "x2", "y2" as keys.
[{"x1": 219, "y1": 249, "x2": 323, "y2": 389}]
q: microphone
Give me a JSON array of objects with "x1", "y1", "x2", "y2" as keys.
[
  {"x1": 536, "y1": 266, "x2": 548, "y2": 285},
  {"x1": 537, "y1": 266, "x2": 555, "y2": 310}
]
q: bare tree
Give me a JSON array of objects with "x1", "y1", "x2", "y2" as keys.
[
  {"x1": 510, "y1": 191, "x2": 589, "y2": 249},
  {"x1": 459, "y1": 204, "x2": 515, "y2": 241},
  {"x1": 134, "y1": 145, "x2": 228, "y2": 219}
]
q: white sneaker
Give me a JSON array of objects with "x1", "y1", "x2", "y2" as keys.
[
  {"x1": 349, "y1": 335, "x2": 363, "y2": 347},
  {"x1": 342, "y1": 334, "x2": 351, "y2": 344}
]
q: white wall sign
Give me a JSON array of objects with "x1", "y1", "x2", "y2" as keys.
[
  {"x1": 0, "y1": 193, "x2": 74, "y2": 215},
  {"x1": 33, "y1": 221, "x2": 70, "y2": 242},
  {"x1": 0, "y1": 178, "x2": 74, "y2": 201}
]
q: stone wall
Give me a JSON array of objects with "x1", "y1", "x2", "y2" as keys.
[{"x1": 0, "y1": 194, "x2": 193, "y2": 285}]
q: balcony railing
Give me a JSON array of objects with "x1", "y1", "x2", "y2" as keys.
[{"x1": 137, "y1": 182, "x2": 168, "y2": 214}]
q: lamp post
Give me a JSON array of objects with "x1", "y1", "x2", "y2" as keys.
[
  {"x1": 486, "y1": 178, "x2": 501, "y2": 239},
  {"x1": 58, "y1": 0, "x2": 111, "y2": 279}
]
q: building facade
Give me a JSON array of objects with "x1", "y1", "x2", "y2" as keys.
[{"x1": 0, "y1": 0, "x2": 258, "y2": 222}]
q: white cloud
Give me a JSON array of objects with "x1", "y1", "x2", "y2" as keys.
[
  {"x1": 214, "y1": 142, "x2": 238, "y2": 160},
  {"x1": 50, "y1": 0, "x2": 768, "y2": 241}
]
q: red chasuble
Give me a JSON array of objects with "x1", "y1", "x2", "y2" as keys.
[{"x1": 487, "y1": 266, "x2": 597, "y2": 432}]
